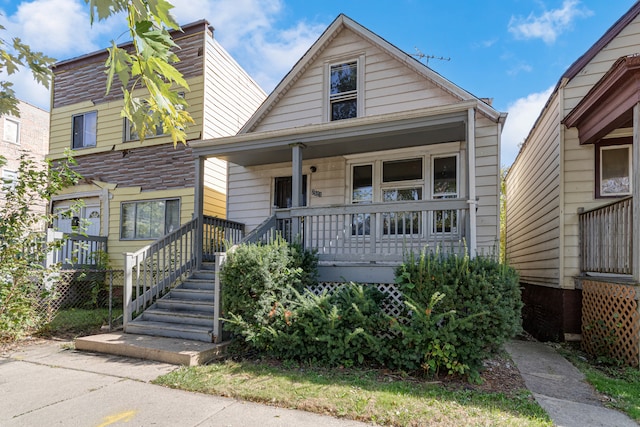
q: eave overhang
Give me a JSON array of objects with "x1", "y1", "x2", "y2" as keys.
[
  {"x1": 563, "y1": 55, "x2": 640, "y2": 145},
  {"x1": 191, "y1": 101, "x2": 481, "y2": 166}
]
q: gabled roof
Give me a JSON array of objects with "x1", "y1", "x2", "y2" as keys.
[{"x1": 239, "y1": 14, "x2": 502, "y2": 134}]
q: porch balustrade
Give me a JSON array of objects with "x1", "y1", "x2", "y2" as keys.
[
  {"x1": 277, "y1": 199, "x2": 469, "y2": 261},
  {"x1": 47, "y1": 232, "x2": 108, "y2": 269},
  {"x1": 579, "y1": 197, "x2": 633, "y2": 275}
]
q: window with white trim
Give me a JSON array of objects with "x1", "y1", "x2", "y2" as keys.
[
  {"x1": 72, "y1": 111, "x2": 97, "y2": 149},
  {"x1": 348, "y1": 150, "x2": 460, "y2": 236},
  {"x1": 598, "y1": 145, "x2": 631, "y2": 197},
  {"x1": 432, "y1": 155, "x2": 459, "y2": 233},
  {"x1": 120, "y1": 198, "x2": 180, "y2": 240},
  {"x1": 329, "y1": 60, "x2": 358, "y2": 121},
  {"x1": 4, "y1": 118, "x2": 19, "y2": 144}
]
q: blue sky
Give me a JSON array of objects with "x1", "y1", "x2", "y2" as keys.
[{"x1": 1, "y1": 0, "x2": 637, "y2": 166}]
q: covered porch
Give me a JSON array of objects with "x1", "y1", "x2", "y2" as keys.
[{"x1": 191, "y1": 102, "x2": 484, "y2": 282}]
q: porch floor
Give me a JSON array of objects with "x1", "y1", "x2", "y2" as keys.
[{"x1": 75, "y1": 332, "x2": 229, "y2": 366}]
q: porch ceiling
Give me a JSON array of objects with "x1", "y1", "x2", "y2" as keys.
[
  {"x1": 563, "y1": 55, "x2": 640, "y2": 145},
  {"x1": 191, "y1": 105, "x2": 470, "y2": 166}
]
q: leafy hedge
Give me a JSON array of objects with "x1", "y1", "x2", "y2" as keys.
[{"x1": 222, "y1": 241, "x2": 522, "y2": 379}]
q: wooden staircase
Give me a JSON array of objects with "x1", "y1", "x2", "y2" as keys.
[{"x1": 126, "y1": 263, "x2": 217, "y2": 342}]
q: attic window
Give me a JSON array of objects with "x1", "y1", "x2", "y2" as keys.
[{"x1": 329, "y1": 61, "x2": 358, "y2": 121}]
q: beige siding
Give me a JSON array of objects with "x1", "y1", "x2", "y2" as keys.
[
  {"x1": 475, "y1": 116, "x2": 501, "y2": 254},
  {"x1": 202, "y1": 37, "x2": 266, "y2": 139},
  {"x1": 253, "y1": 27, "x2": 459, "y2": 133},
  {"x1": 204, "y1": 157, "x2": 227, "y2": 218},
  {"x1": 506, "y1": 93, "x2": 562, "y2": 286}
]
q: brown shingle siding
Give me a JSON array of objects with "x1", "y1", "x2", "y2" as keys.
[
  {"x1": 70, "y1": 143, "x2": 195, "y2": 191},
  {"x1": 52, "y1": 22, "x2": 208, "y2": 109}
]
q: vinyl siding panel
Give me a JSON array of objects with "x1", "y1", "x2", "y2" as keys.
[
  {"x1": 253, "y1": 27, "x2": 459, "y2": 133},
  {"x1": 202, "y1": 37, "x2": 266, "y2": 139},
  {"x1": 474, "y1": 117, "x2": 500, "y2": 253},
  {"x1": 506, "y1": 93, "x2": 561, "y2": 286}
]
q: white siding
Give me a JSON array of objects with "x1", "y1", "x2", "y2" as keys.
[
  {"x1": 475, "y1": 116, "x2": 501, "y2": 254},
  {"x1": 253, "y1": 27, "x2": 459, "y2": 133},
  {"x1": 506, "y1": 93, "x2": 562, "y2": 287},
  {"x1": 203, "y1": 37, "x2": 266, "y2": 139}
]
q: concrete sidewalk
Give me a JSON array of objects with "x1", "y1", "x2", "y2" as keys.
[
  {"x1": 0, "y1": 340, "x2": 369, "y2": 427},
  {"x1": 505, "y1": 340, "x2": 638, "y2": 427}
]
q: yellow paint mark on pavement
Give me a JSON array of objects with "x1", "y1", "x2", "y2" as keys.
[{"x1": 96, "y1": 410, "x2": 137, "y2": 427}]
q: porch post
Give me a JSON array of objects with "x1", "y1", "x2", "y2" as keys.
[
  {"x1": 466, "y1": 107, "x2": 477, "y2": 257},
  {"x1": 633, "y1": 103, "x2": 640, "y2": 282},
  {"x1": 194, "y1": 155, "x2": 205, "y2": 270},
  {"x1": 290, "y1": 143, "x2": 305, "y2": 242}
]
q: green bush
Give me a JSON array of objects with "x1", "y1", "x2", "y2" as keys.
[
  {"x1": 222, "y1": 240, "x2": 522, "y2": 380},
  {"x1": 391, "y1": 250, "x2": 522, "y2": 375},
  {"x1": 221, "y1": 236, "x2": 316, "y2": 335}
]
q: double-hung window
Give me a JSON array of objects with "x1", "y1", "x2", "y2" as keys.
[
  {"x1": 329, "y1": 61, "x2": 358, "y2": 121},
  {"x1": 381, "y1": 158, "x2": 423, "y2": 235},
  {"x1": 4, "y1": 118, "x2": 19, "y2": 144},
  {"x1": 72, "y1": 111, "x2": 97, "y2": 149},
  {"x1": 432, "y1": 155, "x2": 459, "y2": 233},
  {"x1": 120, "y1": 198, "x2": 180, "y2": 240}
]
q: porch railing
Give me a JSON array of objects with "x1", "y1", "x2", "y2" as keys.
[
  {"x1": 278, "y1": 199, "x2": 469, "y2": 261},
  {"x1": 47, "y1": 231, "x2": 108, "y2": 269},
  {"x1": 123, "y1": 217, "x2": 199, "y2": 329},
  {"x1": 579, "y1": 197, "x2": 632, "y2": 275}
]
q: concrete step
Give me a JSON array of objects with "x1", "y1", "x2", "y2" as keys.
[
  {"x1": 155, "y1": 297, "x2": 214, "y2": 313},
  {"x1": 167, "y1": 287, "x2": 214, "y2": 301},
  {"x1": 75, "y1": 333, "x2": 228, "y2": 365},
  {"x1": 126, "y1": 320, "x2": 214, "y2": 342},
  {"x1": 140, "y1": 307, "x2": 214, "y2": 327}
]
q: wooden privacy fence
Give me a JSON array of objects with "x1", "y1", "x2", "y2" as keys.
[
  {"x1": 581, "y1": 280, "x2": 639, "y2": 366},
  {"x1": 578, "y1": 197, "x2": 632, "y2": 275}
]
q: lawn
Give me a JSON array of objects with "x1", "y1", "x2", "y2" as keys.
[
  {"x1": 154, "y1": 358, "x2": 552, "y2": 427},
  {"x1": 560, "y1": 344, "x2": 640, "y2": 422}
]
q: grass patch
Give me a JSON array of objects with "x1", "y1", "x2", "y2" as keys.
[
  {"x1": 39, "y1": 308, "x2": 121, "y2": 339},
  {"x1": 560, "y1": 344, "x2": 640, "y2": 422},
  {"x1": 154, "y1": 360, "x2": 551, "y2": 426}
]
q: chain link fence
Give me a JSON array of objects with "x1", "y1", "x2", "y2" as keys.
[{"x1": 36, "y1": 270, "x2": 124, "y2": 331}]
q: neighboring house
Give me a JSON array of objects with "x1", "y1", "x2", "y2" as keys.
[
  {"x1": 192, "y1": 14, "x2": 506, "y2": 283},
  {"x1": 0, "y1": 100, "x2": 49, "y2": 218},
  {"x1": 506, "y1": 2, "x2": 640, "y2": 358},
  {"x1": 48, "y1": 20, "x2": 266, "y2": 269}
]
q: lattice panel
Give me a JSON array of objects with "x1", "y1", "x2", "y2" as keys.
[
  {"x1": 582, "y1": 280, "x2": 639, "y2": 367},
  {"x1": 309, "y1": 282, "x2": 405, "y2": 319}
]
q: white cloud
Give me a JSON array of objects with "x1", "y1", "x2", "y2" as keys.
[
  {"x1": 501, "y1": 86, "x2": 554, "y2": 167},
  {"x1": 170, "y1": 0, "x2": 325, "y2": 92},
  {"x1": 508, "y1": 0, "x2": 592, "y2": 44}
]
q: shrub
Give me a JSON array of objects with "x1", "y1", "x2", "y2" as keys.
[
  {"x1": 220, "y1": 236, "x2": 316, "y2": 337},
  {"x1": 392, "y1": 250, "x2": 522, "y2": 375}
]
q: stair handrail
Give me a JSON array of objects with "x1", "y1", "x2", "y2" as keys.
[{"x1": 123, "y1": 217, "x2": 199, "y2": 329}]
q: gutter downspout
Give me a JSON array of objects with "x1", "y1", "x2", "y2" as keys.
[{"x1": 633, "y1": 102, "x2": 640, "y2": 282}]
